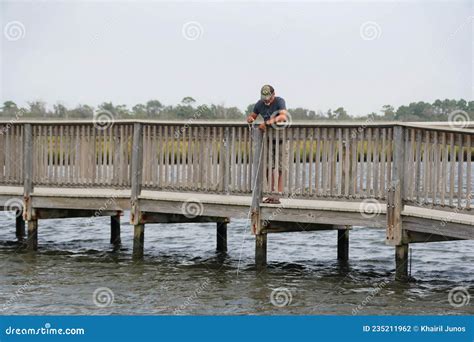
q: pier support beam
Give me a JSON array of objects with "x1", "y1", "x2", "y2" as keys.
[
  {"x1": 395, "y1": 244, "x2": 409, "y2": 281},
  {"x1": 337, "y1": 228, "x2": 349, "y2": 261},
  {"x1": 255, "y1": 233, "x2": 267, "y2": 269},
  {"x1": 133, "y1": 224, "x2": 145, "y2": 259},
  {"x1": 110, "y1": 215, "x2": 121, "y2": 245},
  {"x1": 15, "y1": 211, "x2": 25, "y2": 241},
  {"x1": 27, "y1": 220, "x2": 38, "y2": 251},
  {"x1": 216, "y1": 222, "x2": 227, "y2": 252}
]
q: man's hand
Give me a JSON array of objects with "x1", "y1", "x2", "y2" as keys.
[
  {"x1": 246, "y1": 115, "x2": 256, "y2": 124},
  {"x1": 258, "y1": 122, "x2": 267, "y2": 131}
]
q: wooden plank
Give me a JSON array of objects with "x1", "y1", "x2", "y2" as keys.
[
  {"x1": 322, "y1": 128, "x2": 328, "y2": 196},
  {"x1": 231, "y1": 126, "x2": 236, "y2": 191},
  {"x1": 337, "y1": 128, "x2": 343, "y2": 196},
  {"x1": 308, "y1": 128, "x2": 314, "y2": 196},
  {"x1": 432, "y1": 131, "x2": 439, "y2": 204},
  {"x1": 373, "y1": 128, "x2": 379, "y2": 197},
  {"x1": 457, "y1": 133, "x2": 463, "y2": 208},
  {"x1": 380, "y1": 128, "x2": 386, "y2": 198},
  {"x1": 301, "y1": 128, "x2": 307, "y2": 195},
  {"x1": 274, "y1": 128, "x2": 280, "y2": 195},
  {"x1": 358, "y1": 129, "x2": 364, "y2": 196},
  {"x1": 288, "y1": 128, "x2": 294, "y2": 195},
  {"x1": 223, "y1": 127, "x2": 230, "y2": 193},
  {"x1": 237, "y1": 126, "x2": 242, "y2": 192},
  {"x1": 449, "y1": 133, "x2": 455, "y2": 207},
  {"x1": 329, "y1": 128, "x2": 335, "y2": 197},
  {"x1": 344, "y1": 128, "x2": 350, "y2": 197},
  {"x1": 414, "y1": 129, "x2": 421, "y2": 204},
  {"x1": 467, "y1": 135, "x2": 471, "y2": 210},
  {"x1": 350, "y1": 129, "x2": 357, "y2": 197},
  {"x1": 423, "y1": 131, "x2": 431, "y2": 204},
  {"x1": 218, "y1": 127, "x2": 224, "y2": 192},
  {"x1": 441, "y1": 132, "x2": 447, "y2": 206},
  {"x1": 267, "y1": 128, "x2": 273, "y2": 192}
]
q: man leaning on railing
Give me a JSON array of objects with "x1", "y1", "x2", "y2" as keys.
[{"x1": 246, "y1": 84, "x2": 288, "y2": 204}]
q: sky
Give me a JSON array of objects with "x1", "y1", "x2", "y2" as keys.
[{"x1": 0, "y1": 0, "x2": 472, "y2": 116}]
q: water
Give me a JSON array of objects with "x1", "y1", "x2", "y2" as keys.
[{"x1": 0, "y1": 211, "x2": 473, "y2": 315}]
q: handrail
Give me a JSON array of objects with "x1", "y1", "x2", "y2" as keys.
[{"x1": 1, "y1": 119, "x2": 474, "y2": 133}]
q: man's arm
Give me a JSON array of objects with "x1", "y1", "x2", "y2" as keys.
[
  {"x1": 247, "y1": 112, "x2": 258, "y2": 123},
  {"x1": 264, "y1": 110, "x2": 287, "y2": 126}
]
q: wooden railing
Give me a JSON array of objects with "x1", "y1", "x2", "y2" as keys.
[
  {"x1": 401, "y1": 126, "x2": 472, "y2": 210},
  {"x1": 0, "y1": 120, "x2": 472, "y2": 212}
]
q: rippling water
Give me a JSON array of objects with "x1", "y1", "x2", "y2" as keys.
[{"x1": 0, "y1": 211, "x2": 473, "y2": 315}]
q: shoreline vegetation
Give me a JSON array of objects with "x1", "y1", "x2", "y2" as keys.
[{"x1": 1, "y1": 98, "x2": 473, "y2": 122}]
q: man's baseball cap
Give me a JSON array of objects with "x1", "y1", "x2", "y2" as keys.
[{"x1": 260, "y1": 85, "x2": 274, "y2": 101}]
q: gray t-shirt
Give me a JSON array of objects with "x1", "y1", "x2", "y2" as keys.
[{"x1": 253, "y1": 97, "x2": 286, "y2": 121}]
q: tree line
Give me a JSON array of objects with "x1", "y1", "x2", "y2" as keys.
[{"x1": 1, "y1": 97, "x2": 473, "y2": 122}]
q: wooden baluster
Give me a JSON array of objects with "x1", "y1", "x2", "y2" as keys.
[
  {"x1": 457, "y1": 133, "x2": 463, "y2": 209},
  {"x1": 466, "y1": 134, "x2": 471, "y2": 209},
  {"x1": 308, "y1": 128, "x2": 314, "y2": 196},
  {"x1": 449, "y1": 133, "x2": 455, "y2": 207}
]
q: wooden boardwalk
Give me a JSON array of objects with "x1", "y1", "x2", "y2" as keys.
[{"x1": 0, "y1": 120, "x2": 473, "y2": 281}]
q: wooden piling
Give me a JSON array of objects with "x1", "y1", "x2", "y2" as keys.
[
  {"x1": 216, "y1": 221, "x2": 227, "y2": 252},
  {"x1": 133, "y1": 224, "x2": 145, "y2": 258},
  {"x1": 255, "y1": 233, "x2": 267, "y2": 268},
  {"x1": 27, "y1": 220, "x2": 38, "y2": 251},
  {"x1": 15, "y1": 211, "x2": 25, "y2": 241},
  {"x1": 110, "y1": 215, "x2": 121, "y2": 245},
  {"x1": 395, "y1": 244, "x2": 409, "y2": 281},
  {"x1": 337, "y1": 228, "x2": 349, "y2": 261}
]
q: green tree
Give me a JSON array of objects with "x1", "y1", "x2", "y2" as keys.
[
  {"x1": 54, "y1": 103, "x2": 67, "y2": 118},
  {"x1": 132, "y1": 104, "x2": 147, "y2": 118},
  {"x1": 146, "y1": 100, "x2": 163, "y2": 118},
  {"x1": 68, "y1": 104, "x2": 94, "y2": 118},
  {"x1": 181, "y1": 97, "x2": 196, "y2": 106},
  {"x1": 1, "y1": 101, "x2": 19, "y2": 117},
  {"x1": 381, "y1": 105, "x2": 395, "y2": 120},
  {"x1": 334, "y1": 107, "x2": 350, "y2": 120}
]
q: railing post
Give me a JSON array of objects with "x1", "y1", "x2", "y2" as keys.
[
  {"x1": 23, "y1": 123, "x2": 38, "y2": 250},
  {"x1": 387, "y1": 125, "x2": 409, "y2": 280},
  {"x1": 23, "y1": 123, "x2": 33, "y2": 220},
  {"x1": 131, "y1": 123, "x2": 143, "y2": 224},
  {"x1": 130, "y1": 123, "x2": 144, "y2": 258},
  {"x1": 251, "y1": 128, "x2": 266, "y2": 268}
]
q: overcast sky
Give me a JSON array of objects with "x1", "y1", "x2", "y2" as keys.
[{"x1": 0, "y1": 0, "x2": 472, "y2": 116}]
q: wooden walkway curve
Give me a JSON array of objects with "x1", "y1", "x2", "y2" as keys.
[{"x1": 0, "y1": 120, "x2": 473, "y2": 281}]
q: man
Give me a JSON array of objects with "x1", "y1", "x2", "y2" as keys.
[{"x1": 246, "y1": 85, "x2": 288, "y2": 203}]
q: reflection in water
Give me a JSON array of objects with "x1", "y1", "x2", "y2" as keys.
[{"x1": 0, "y1": 212, "x2": 473, "y2": 315}]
